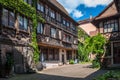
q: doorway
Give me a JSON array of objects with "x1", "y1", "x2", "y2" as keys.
[
  {"x1": 5, "y1": 52, "x2": 14, "y2": 76},
  {"x1": 113, "y1": 42, "x2": 120, "y2": 64},
  {"x1": 62, "y1": 54, "x2": 65, "y2": 64}
]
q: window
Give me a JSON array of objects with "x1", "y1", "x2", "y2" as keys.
[
  {"x1": 63, "y1": 19, "x2": 66, "y2": 25},
  {"x1": 45, "y1": 6, "x2": 49, "y2": 15},
  {"x1": 72, "y1": 25, "x2": 76, "y2": 31},
  {"x1": 49, "y1": 49, "x2": 59, "y2": 61},
  {"x1": 66, "y1": 35, "x2": 71, "y2": 42},
  {"x1": 37, "y1": 2, "x2": 44, "y2": 12},
  {"x1": 63, "y1": 34, "x2": 67, "y2": 41},
  {"x1": 51, "y1": 27, "x2": 56, "y2": 38},
  {"x1": 18, "y1": 15, "x2": 28, "y2": 30},
  {"x1": 2, "y1": 8, "x2": 15, "y2": 27},
  {"x1": 56, "y1": 13, "x2": 61, "y2": 22},
  {"x1": 103, "y1": 19, "x2": 119, "y2": 33},
  {"x1": 24, "y1": 0, "x2": 32, "y2": 5},
  {"x1": 67, "y1": 51, "x2": 72, "y2": 60},
  {"x1": 49, "y1": 10, "x2": 55, "y2": 19},
  {"x1": 67, "y1": 21, "x2": 70, "y2": 27},
  {"x1": 37, "y1": 22, "x2": 44, "y2": 34},
  {"x1": 63, "y1": 34, "x2": 71, "y2": 42}
]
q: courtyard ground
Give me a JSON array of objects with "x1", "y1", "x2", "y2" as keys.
[{"x1": 0, "y1": 63, "x2": 108, "y2": 80}]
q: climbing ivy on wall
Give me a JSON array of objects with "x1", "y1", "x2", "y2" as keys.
[{"x1": 0, "y1": 0, "x2": 45, "y2": 63}]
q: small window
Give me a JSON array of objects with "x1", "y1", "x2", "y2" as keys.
[
  {"x1": 9, "y1": 11, "x2": 15, "y2": 27},
  {"x1": 67, "y1": 21, "x2": 70, "y2": 27},
  {"x1": 37, "y1": 2, "x2": 44, "y2": 12},
  {"x1": 49, "y1": 10, "x2": 55, "y2": 19},
  {"x1": 24, "y1": 0, "x2": 32, "y2": 5},
  {"x1": 63, "y1": 19, "x2": 66, "y2": 25},
  {"x1": 37, "y1": 22, "x2": 44, "y2": 34},
  {"x1": 2, "y1": 8, "x2": 15, "y2": 27},
  {"x1": 2, "y1": 8, "x2": 8, "y2": 26},
  {"x1": 51, "y1": 27, "x2": 56, "y2": 38},
  {"x1": 18, "y1": 15, "x2": 28, "y2": 31}
]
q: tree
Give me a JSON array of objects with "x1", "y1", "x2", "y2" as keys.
[
  {"x1": 78, "y1": 30, "x2": 107, "y2": 63},
  {"x1": 86, "y1": 34, "x2": 107, "y2": 68},
  {"x1": 78, "y1": 30, "x2": 90, "y2": 62}
]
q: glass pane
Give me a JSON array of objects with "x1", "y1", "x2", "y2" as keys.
[
  {"x1": 2, "y1": 8, "x2": 8, "y2": 26},
  {"x1": 104, "y1": 25, "x2": 107, "y2": 32},
  {"x1": 9, "y1": 11, "x2": 15, "y2": 27},
  {"x1": 41, "y1": 5, "x2": 44, "y2": 12},
  {"x1": 37, "y1": 3, "x2": 40, "y2": 10},
  {"x1": 114, "y1": 23, "x2": 118, "y2": 31},
  {"x1": 40, "y1": 24, "x2": 44, "y2": 34},
  {"x1": 111, "y1": 23, "x2": 114, "y2": 32},
  {"x1": 24, "y1": 17, "x2": 28, "y2": 30},
  {"x1": 108, "y1": 24, "x2": 111, "y2": 32},
  {"x1": 51, "y1": 28, "x2": 56, "y2": 38},
  {"x1": 37, "y1": 23, "x2": 40, "y2": 33},
  {"x1": 18, "y1": 15, "x2": 24, "y2": 30}
]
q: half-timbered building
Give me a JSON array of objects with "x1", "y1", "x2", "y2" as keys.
[
  {"x1": 79, "y1": 1, "x2": 120, "y2": 67},
  {"x1": 37, "y1": 0, "x2": 78, "y2": 68},
  {"x1": 0, "y1": 0, "x2": 78, "y2": 75}
]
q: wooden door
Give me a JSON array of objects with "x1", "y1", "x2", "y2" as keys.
[{"x1": 113, "y1": 43, "x2": 120, "y2": 64}]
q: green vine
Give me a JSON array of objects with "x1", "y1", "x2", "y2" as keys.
[{"x1": 0, "y1": 0, "x2": 45, "y2": 63}]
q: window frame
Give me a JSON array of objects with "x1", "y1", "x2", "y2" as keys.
[
  {"x1": 18, "y1": 15, "x2": 28, "y2": 31},
  {"x1": 37, "y1": 22, "x2": 44, "y2": 34},
  {"x1": 37, "y1": 2, "x2": 45, "y2": 13},
  {"x1": 50, "y1": 27, "x2": 56, "y2": 38},
  {"x1": 103, "y1": 19, "x2": 119, "y2": 33},
  {"x1": 2, "y1": 8, "x2": 15, "y2": 28}
]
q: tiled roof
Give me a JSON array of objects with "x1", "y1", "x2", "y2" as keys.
[{"x1": 95, "y1": 1, "x2": 118, "y2": 20}]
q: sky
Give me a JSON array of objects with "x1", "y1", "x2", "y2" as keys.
[{"x1": 57, "y1": 0, "x2": 113, "y2": 21}]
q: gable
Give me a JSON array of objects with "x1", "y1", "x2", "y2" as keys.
[{"x1": 96, "y1": 2, "x2": 118, "y2": 20}]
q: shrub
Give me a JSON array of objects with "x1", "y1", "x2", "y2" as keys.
[
  {"x1": 92, "y1": 59, "x2": 100, "y2": 68},
  {"x1": 69, "y1": 59, "x2": 74, "y2": 64},
  {"x1": 94, "y1": 71, "x2": 120, "y2": 80}
]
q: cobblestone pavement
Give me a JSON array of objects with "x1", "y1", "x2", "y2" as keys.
[{"x1": 0, "y1": 64, "x2": 108, "y2": 80}]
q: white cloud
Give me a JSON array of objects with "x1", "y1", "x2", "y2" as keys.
[
  {"x1": 84, "y1": 0, "x2": 113, "y2": 7},
  {"x1": 57, "y1": 0, "x2": 113, "y2": 18},
  {"x1": 72, "y1": 10, "x2": 83, "y2": 18}
]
